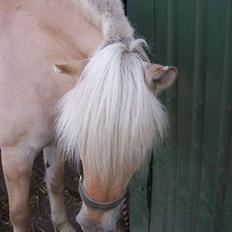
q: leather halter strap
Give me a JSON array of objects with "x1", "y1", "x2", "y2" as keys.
[{"x1": 78, "y1": 160, "x2": 128, "y2": 211}]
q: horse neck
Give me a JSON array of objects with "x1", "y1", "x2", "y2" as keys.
[{"x1": 74, "y1": 0, "x2": 134, "y2": 44}]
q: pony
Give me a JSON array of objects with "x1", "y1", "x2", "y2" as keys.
[{"x1": 0, "y1": 0, "x2": 177, "y2": 231}]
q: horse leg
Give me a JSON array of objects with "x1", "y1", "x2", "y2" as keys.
[
  {"x1": 1, "y1": 146, "x2": 37, "y2": 232},
  {"x1": 43, "y1": 145, "x2": 75, "y2": 232}
]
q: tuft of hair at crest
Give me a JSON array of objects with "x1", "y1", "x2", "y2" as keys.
[{"x1": 56, "y1": 39, "x2": 168, "y2": 183}]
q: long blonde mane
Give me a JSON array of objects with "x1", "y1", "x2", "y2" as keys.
[{"x1": 56, "y1": 39, "x2": 167, "y2": 182}]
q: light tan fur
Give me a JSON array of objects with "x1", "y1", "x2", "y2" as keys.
[{"x1": 0, "y1": 1, "x2": 102, "y2": 231}]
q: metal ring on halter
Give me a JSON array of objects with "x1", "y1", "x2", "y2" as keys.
[{"x1": 78, "y1": 160, "x2": 128, "y2": 211}]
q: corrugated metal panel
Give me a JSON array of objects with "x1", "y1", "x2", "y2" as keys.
[{"x1": 127, "y1": 0, "x2": 232, "y2": 231}]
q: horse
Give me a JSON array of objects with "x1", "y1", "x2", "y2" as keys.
[{"x1": 0, "y1": 0, "x2": 178, "y2": 231}]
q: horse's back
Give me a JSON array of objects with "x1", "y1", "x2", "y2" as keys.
[{"x1": 0, "y1": 0, "x2": 102, "y2": 148}]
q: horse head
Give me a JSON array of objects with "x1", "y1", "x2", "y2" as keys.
[{"x1": 56, "y1": 41, "x2": 177, "y2": 232}]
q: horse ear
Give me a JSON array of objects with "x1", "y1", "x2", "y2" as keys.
[
  {"x1": 146, "y1": 63, "x2": 178, "y2": 92},
  {"x1": 54, "y1": 59, "x2": 88, "y2": 76}
]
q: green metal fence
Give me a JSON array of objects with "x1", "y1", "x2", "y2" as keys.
[{"x1": 128, "y1": 1, "x2": 232, "y2": 231}]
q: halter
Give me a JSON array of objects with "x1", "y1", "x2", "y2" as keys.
[{"x1": 78, "y1": 160, "x2": 129, "y2": 211}]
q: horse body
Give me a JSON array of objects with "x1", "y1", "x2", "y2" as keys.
[
  {"x1": 0, "y1": 1, "x2": 177, "y2": 232},
  {"x1": 0, "y1": 0, "x2": 102, "y2": 148},
  {"x1": 0, "y1": 1, "x2": 102, "y2": 231}
]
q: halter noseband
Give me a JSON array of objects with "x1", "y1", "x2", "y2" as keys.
[{"x1": 78, "y1": 161, "x2": 128, "y2": 211}]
